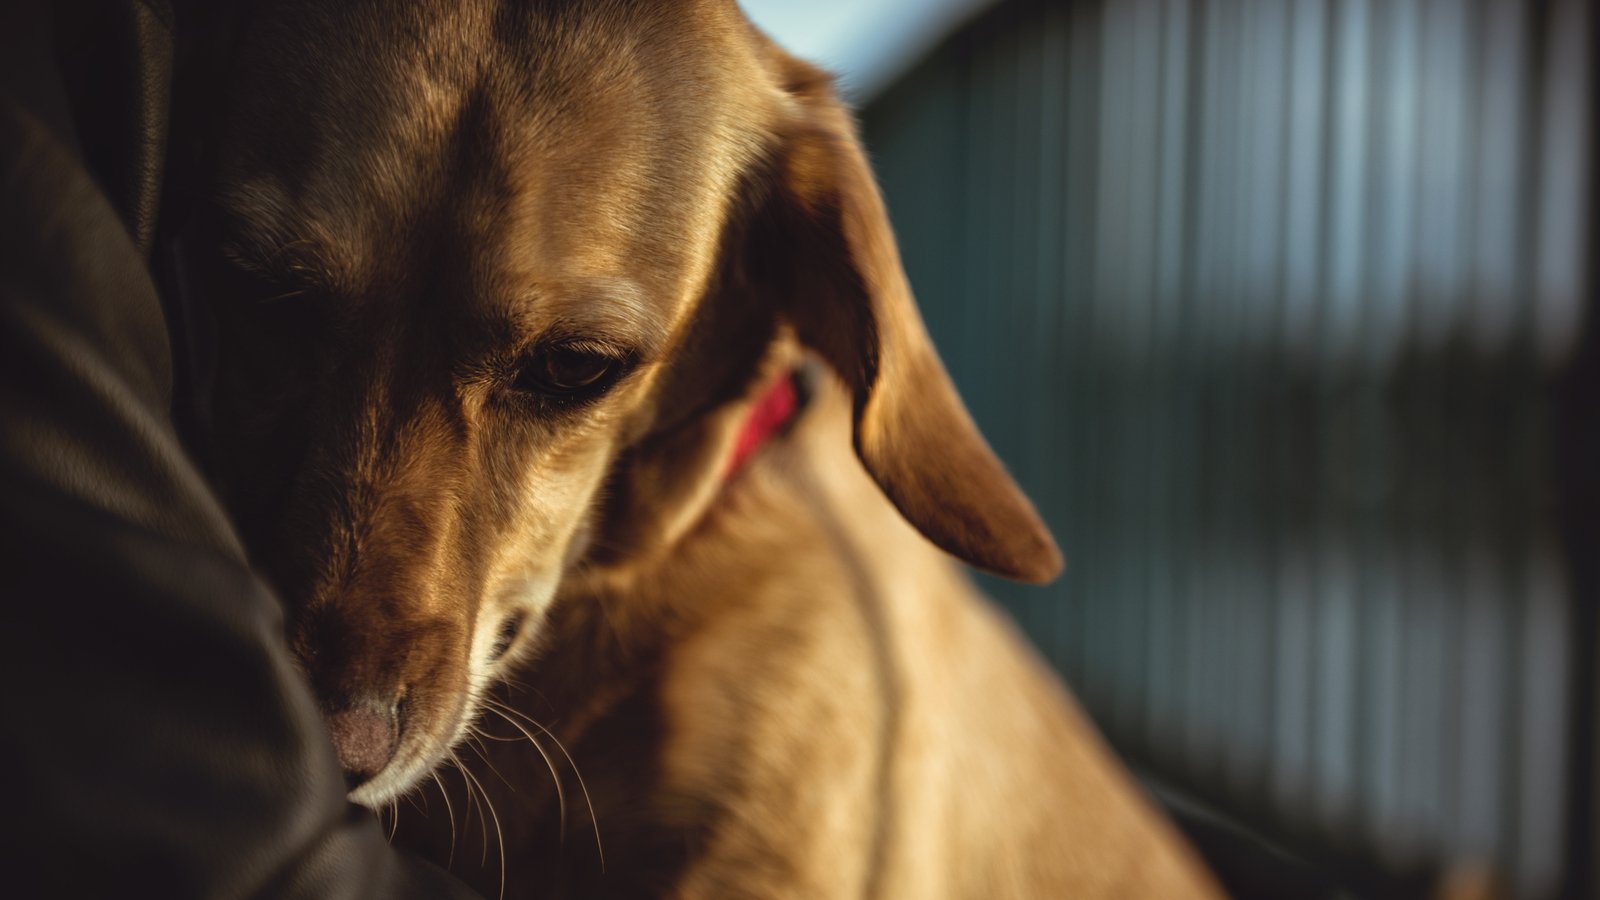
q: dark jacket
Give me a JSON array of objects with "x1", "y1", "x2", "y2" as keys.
[{"x1": 0, "y1": 1, "x2": 478, "y2": 895}]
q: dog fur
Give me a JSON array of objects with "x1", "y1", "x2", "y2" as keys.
[{"x1": 193, "y1": 1, "x2": 1218, "y2": 895}]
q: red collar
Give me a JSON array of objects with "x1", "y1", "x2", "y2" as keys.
[{"x1": 724, "y1": 372, "x2": 801, "y2": 479}]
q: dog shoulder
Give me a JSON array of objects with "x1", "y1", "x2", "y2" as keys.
[
  {"x1": 911, "y1": 595, "x2": 1223, "y2": 898},
  {"x1": 637, "y1": 381, "x2": 1218, "y2": 897},
  {"x1": 653, "y1": 483, "x2": 891, "y2": 897}
]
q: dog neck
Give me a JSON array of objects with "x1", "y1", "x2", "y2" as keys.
[{"x1": 552, "y1": 349, "x2": 816, "y2": 645}]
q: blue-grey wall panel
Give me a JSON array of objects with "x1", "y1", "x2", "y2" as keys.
[{"x1": 861, "y1": 0, "x2": 1594, "y2": 895}]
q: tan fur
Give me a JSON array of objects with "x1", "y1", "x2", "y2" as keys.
[
  {"x1": 198, "y1": 0, "x2": 1217, "y2": 895},
  {"x1": 635, "y1": 369, "x2": 1211, "y2": 898}
]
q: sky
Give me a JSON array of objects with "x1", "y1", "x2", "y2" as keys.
[{"x1": 739, "y1": 0, "x2": 993, "y2": 101}]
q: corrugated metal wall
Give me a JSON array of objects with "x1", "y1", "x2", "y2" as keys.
[{"x1": 859, "y1": 1, "x2": 1595, "y2": 896}]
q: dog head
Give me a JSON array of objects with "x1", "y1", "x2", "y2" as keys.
[{"x1": 193, "y1": 0, "x2": 1060, "y2": 806}]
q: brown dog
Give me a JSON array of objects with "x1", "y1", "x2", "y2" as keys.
[{"x1": 193, "y1": 1, "x2": 1218, "y2": 896}]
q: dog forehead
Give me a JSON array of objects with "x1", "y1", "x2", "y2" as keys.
[{"x1": 216, "y1": 0, "x2": 774, "y2": 321}]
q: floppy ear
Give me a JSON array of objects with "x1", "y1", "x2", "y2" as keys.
[{"x1": 758, "y1": 64, "x2": 1062, "y2": 584}]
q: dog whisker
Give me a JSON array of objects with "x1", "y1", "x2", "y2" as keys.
[
  {"x1": 447, "y1": 750, "x2": 489, "y2": 868},
  {"x1": 484, "y1": 704, "x2": 568, "y2": 846},
  {"x1": 259, "y1": 288, "x2": 306, "y2": 306},
  {"x1": 430, "y1": 768, "x2": 458, "y2": 870},
  {"x1": 467, "y1": 733, "x2": 518, "y2": 795},
  {"x1": 470, "y1": 730, "x2": 528, "y2": 743},
  {"x1": 484, "y1": 697, "x2": 604, "y2": 871},
  {"x1": 454, "y1": 748, "x2": 507, "y2": 900},
  {"x1": 415, "y1": 776, "x2": 435, "y2": 813},
  {"x1": 496, "y1": 677, "x2": 556, "y2": 718}
]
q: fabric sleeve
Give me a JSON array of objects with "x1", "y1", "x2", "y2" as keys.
[{"x1": 0, "y1": 2, "x2": 479, "y2": 896}]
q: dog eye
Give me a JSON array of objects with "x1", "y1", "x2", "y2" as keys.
[
  {"x1": 489, "y1": 612, "x2": 526, "y2": 662},
  {"x1": 514, "y1": 343, "x2": 627, "y2": 399}
]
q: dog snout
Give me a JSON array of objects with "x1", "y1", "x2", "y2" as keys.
[{"x1": 325, "y1": 699, "x2": 402, "y2": 788}]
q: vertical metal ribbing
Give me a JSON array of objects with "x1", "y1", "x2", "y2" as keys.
[
  {"x1": 1105, "y1": 0, "x2": 1143, "y2": 756},
  {"x1": 1360, "y1": 0, "x2": 1412, "y2": 867},
  {"x1": 1142, "y1": 0, "x2": 1190, "y2": 768},
  {"x1": 1240, "y1": 0, "x2": 1293, "y2": 805},
  {"x1": 1076, "y1": 0, "x2": 1122, "y2": 724},
  {"x1": 1169, "y1": 0, "x2": 1207, "y2": 787},
  {"x1": 1499, "y1": 1, "x2": 1572, "y2": 893},
  {"x1": 1184, "y1": 0, "x2": 1229, "y2": 780},
  {"x1": 1310, "y1": 0, "x2": 1368, "y2": 835},
  {"x1": 1062, "y1": 0, "x2": 1104, "y2": 709},
  {"x1": 1539, "y1": 0, "x2": 1598, "y2": 893},
  {"x1": 1272, "y1": 0, "x2": 1330, "y2": 827},
  {"x1": 956, "y1": 20, "x2": 989, "y2": 423},
  {"x1": 1125, "y1": 0, "x2": 1165, "y2": 754},
  {"x1": 1005, "y1": 10, "x2": 1045, "y2": 642},
  {"x1": 1092, "y1": 0, "x2": 1151, "y2": 748},
  {"x1": 1414, "y1": 0, "x2": 1504, "y2": 878},
  {"x1": 1033, "y1": 2, "x2": 1071, "y2": 674}
]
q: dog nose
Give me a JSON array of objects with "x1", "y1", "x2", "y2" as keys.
[{"x1": 326, "y1": 701, "x2": 399, "y2": 787}]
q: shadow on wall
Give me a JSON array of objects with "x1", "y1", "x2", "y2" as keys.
[{"x1": 858, "y1": 0, "x2": 1595, "y2": 897}]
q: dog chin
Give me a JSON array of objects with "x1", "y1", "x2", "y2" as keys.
[
  {"x1": 348, "y1": 760, "x2": 424, "y2": 808},
  {"x1": 346, "y1": 718, "x2": 463, "y2": 808}
]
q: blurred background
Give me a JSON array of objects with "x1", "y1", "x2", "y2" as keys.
[{"x1": 743, "y1": 1, "x2": 1595, "y2": 897}]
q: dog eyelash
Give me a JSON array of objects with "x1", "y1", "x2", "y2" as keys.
[{"x1": 209, "y1": 250, "x2": 322, "y2": 313}]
